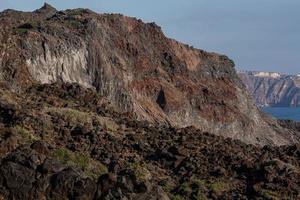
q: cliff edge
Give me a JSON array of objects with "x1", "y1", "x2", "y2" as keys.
[{"x1": 0, "y1": 5, "x2": 298, "y2": 145}]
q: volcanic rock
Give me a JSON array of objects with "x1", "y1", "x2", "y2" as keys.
[
  {"x1": 0, "y1": 4, "x2": 298, "y2": 145},
  {"x1": 0, "y1": 83, "x2": 299, "y2": 199}
]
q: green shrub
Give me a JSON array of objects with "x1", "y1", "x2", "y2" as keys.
[
  {"x1": 210, "y1": 182, "x2": 230, "y2": 193},
  {"x1": 195, "y1": 192, "x2": 207, "y2": 200},
  {"x1": 13, "y1": 28, "x2": 28, "y2": 34},
  {"x1": 167, "y1": 179, "x2": 209, "y2": 200},
  {"x1": 170, "y1": 194, "x2": 184, "y2": 200},
  {"x1": 45, "y1": 107, "x2": 92, "y2": 127},
  {"x1": 41, "y1": 115, "x2": 54, "y2": 137},
  {"x1": 179, "y1": 181, "x2": 193, "y2": 194},
  {"x1": 52, "y1": 148, "x2": 107, "y2": 180},
  {"x1": 11, "y1": 125, "x2": 39, "y2": 144},
  {"x1": 60, "y1": 108, "x2": 91, "y2": 126},
  {"x1": 97, "y1": 116, "x2": 119, "y2": 132},
  {"x1": 14, "y1": 22, "x2": 39, "y2": 33},
  {"x1": 69, "y1": 20, "x2": 82, "y2": 28},
  {"x1": 261, "y1": 190, "x2": 280, "y2": 200},
  {"x1": 192, "y1": 179, "x2": 207, "y2": 187},
  {"x1": 126, "y1": 162, "x2": 151, "y2": 182},
  {"x1": 45, "y1": 107, "x2": 119, "y2": 131},
  {"x1": 162, "y1": 184, "x2": 173, "y2": 192}
]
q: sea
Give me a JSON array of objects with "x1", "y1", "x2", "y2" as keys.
[{"x1": 262, "y1": 107, "x2": 300, "y2": 122}]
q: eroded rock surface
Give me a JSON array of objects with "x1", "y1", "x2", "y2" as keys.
[{"x1": 0, "y1": 5, "x2": 298, "y2": 145}]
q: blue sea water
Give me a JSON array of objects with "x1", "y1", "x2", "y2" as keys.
[{"x1": 262, "y1": 107, "x2": 300, "y2": 122}]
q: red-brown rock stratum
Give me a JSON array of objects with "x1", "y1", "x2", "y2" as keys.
[{"x1": 0, "y1": 4, "x2": 299, "y2": 146}]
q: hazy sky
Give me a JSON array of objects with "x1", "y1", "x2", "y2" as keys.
[{"x1": 1, "y1": 0, "x2": 299, "y2": 74}]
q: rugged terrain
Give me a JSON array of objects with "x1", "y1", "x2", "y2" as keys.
[
  {"x1": 0, "y1": 4, "x2": 298, "y2": 145},
  {"x1": 0, "y1": 82, "x2": 300, "y2": 200},
  {"x1": 238, "y1": 71, "x2": 300, "y2": 107},
  {"x1": 0, "y1": 4, "x2": 300, "y2": 199}
]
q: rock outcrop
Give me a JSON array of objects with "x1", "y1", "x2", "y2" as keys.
[
  {"x1": 0, "y1": 83, "x2": 300, "y2": 199},
  {"x1": 238, "y1": 71, "x2": 300, "y2": 107},
  {"x1": 0, "y1": 4, "x2": 298, "y2": 146}
]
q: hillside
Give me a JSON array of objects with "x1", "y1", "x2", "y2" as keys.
[
  {"x1": 238, "y1": 71, "x2": 300, "y2": 107},
  {"x1": 0, "y1": 4, "x2": 300, "y2": 199},
  {"x1": 0, "y1": 83, "x2": 299, "y2": 199},
  {"x1": 0, "y1": 4, "x2": 298, "y2": 145}
]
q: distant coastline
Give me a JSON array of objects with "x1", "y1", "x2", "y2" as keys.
[{"x1": 238, "y1": 70, "x2": 300, "y2": 107}]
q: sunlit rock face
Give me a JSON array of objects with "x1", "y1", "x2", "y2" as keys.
[
  {"x1": 26, "y1": 44, "x2": 92, "y2": 88},
  {"x1": 239, "y1": 71, "x2": 300, "y2": 107},
  {"x1": 0, "y1": 5, "x2": 298, "y2": 146}
]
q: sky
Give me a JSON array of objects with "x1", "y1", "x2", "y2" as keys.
[{"x1": 0, "y1": 0, "x2": 299, "y2": 74}]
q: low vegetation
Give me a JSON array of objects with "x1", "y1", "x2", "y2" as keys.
[
  {"x1": 13, "y1": 28, "x2": 28, "y2": 34},
  {"x1": 210, "y1": 181, "x2": 230, "y2": 193},
  {"x1": 11, "y1": 125, "x2": 40, "y2": 144},
  {"x1": 46, "y1": 107, "x2": 92, "y2": 127},
  {"x1": 261, "y1": 190, "x2": 280, "y2": 200},
  {"x1": 126, "y1": 162, "x2": 151, "y2": 182},
  {"x1": 0, "y1": 83, "x2": 299, "y2": 199},
  {"x1": 45, "y1": 107, "x2": 119, "y2": 132},
  {"x1": 52, "y1": 147, "x2": 108, "y2": 180}
]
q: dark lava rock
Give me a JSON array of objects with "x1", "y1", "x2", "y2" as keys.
[{"x1": 0, "y1": 83, "x2": 299, "y2": 199}]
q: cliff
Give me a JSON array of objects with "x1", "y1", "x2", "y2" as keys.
[
  {"x1": 0, "y1": 4, "x2": 298, "y2": 145},
  {"x1": 238, "y1": 71, "x2": 300, "y2": 107}
]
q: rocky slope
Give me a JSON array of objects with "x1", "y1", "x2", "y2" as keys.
[
  {"x1": 0, "y1": 4, "x2": 298, "y2": 146},
  {"x1": 238, "y1": 71, "x2": 300, "y2": 107},
  {"x1": 0, "y1": 82, "x2": 300, "y2": 199}
]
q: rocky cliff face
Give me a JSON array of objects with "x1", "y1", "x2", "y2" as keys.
[
  {"x1": 238, "y1": 71, "x2": 300, "y2": 107},
  {"x1": 0, "y1": 4, "x2": 298, "y2": 145}
]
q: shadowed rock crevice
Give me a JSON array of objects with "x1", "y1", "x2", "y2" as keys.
[{"x1": 156, "y1": 89, "x2": 167, "y2": 110}]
